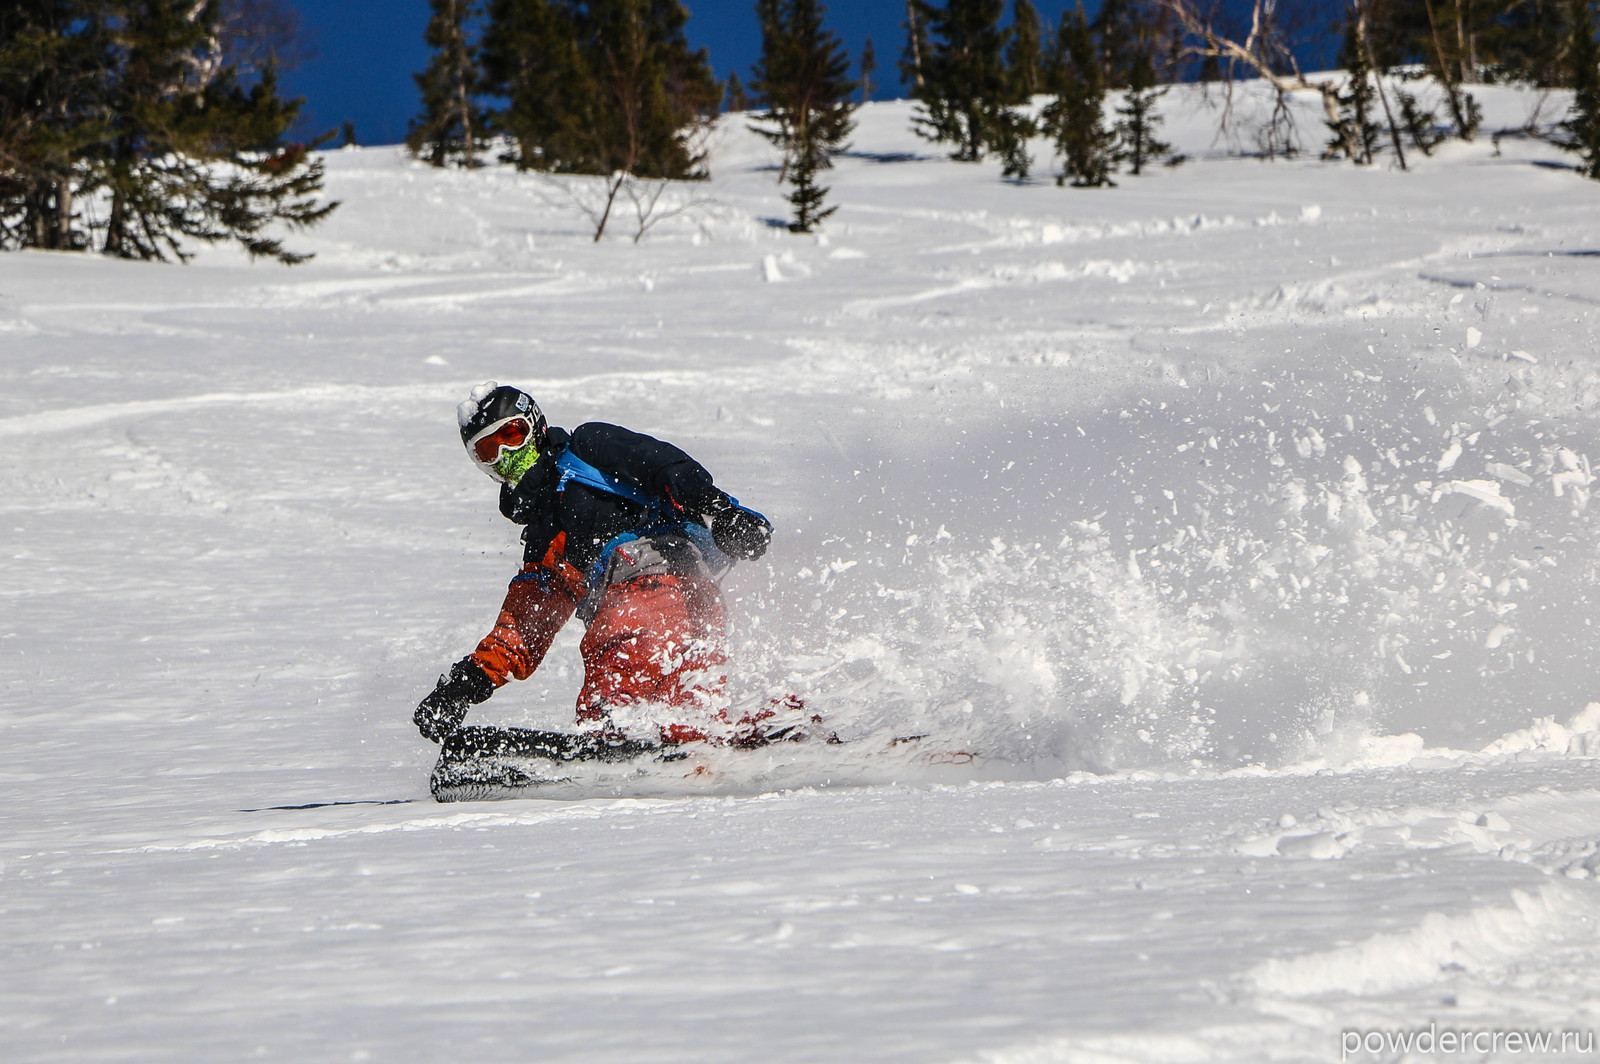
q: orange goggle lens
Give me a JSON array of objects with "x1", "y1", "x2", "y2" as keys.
[{"x1": 471, "y1": 417, "x2": 532, "y2": 464}]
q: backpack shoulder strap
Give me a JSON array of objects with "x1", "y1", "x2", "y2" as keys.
[{"x1": 554, "y1": 448, "x2": 659, "y2": 511}]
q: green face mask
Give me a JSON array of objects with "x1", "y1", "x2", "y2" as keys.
[{"x1": 493, "y1": 442, "x2": 540, "y2": 485}]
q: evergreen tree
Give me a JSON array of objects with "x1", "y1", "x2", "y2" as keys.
[
  {"x1": 1377, "y1": 0, "x2": 1481, "y2": 138},
  {"x1": 1093, "y1": 0, "x2": 1135, "y2": 88},
  {"x1": 859, "y1": 37, "x2": 876, "y2": 102},
  {"x1": 1396, "y1": 83, "x2": 1444, "y2": 154},
  {"x1": 0, "y1": 0, "x2": 334, "y2": 262},
  {"x1": 1041, "y1": 7, "x2": 1115, "y2": 186},
  {"x1": 900, "y1": 0, "x2": 930, "y2": 91},
  {"x1": 993, "y1": 106, "x2": 1035, "y2": 179},
  {"x1": 787, "y1": 133, "x2": 835, "y2": 231},
  {"x1": 481, "y1": 0, "x2": 717, "y2": 181},
  {"x1": 91, "y1": 0, "x2": 336, "y2": 263},
  {"x1": 0, "y1": 0, "x2": 109, "y2": 251},
  {"x1": 1327, "y1": 16, "x2": 1381, "y2": 164},
  {"x1": 1353, "y1": 0, "x2": 1410, "y2": 170},
  {"x1": 725, "y1": 70, "x2": 750, "y2": 111},
  {"x1": 750, "y1": 0, "x2": 798, "y2": 177},
  {"x1": 995, "y1": 0, "x2": 1041, "y2": 178},
  {"x1": 1484, "y1": 0, "x2": 1568, "y2": 86},
  {"x1": 1112, "y1": 43, "x2": 1170, "y2": 174},
  {"x1": 575, "y1": 0, "x2": 719, "y2": 179},
  {"x1": 911, "y1": 0, "x2": 1010, "y2": 162},
  {"x1": 481, "y1": 0, "x2": 585, "y2": 168},
  {"x1": 545, "y1": 0, "x2": 720, "y2": 238},
  {"x1": 1005, "y1": 0, "x2": 1042, "y2": 99},
  {"x1": 750, "y1": 0, "x2": 856, "y2": 231},
  {"x1": 1559, "y1": 0, "x2": 1600, "y2": 178},
  {"x1": 408, "y1": 0, "x2": 488, "y2": 166},
  {"x1": 1369, "y1": 0, "x2": 1591, "y2": 98},
  {"x1": 1409, "y1": 0, "x2": 1484, "y2": 84}
]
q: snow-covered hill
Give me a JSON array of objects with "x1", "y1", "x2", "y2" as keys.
[{"x1": 7, "y1": 85, "x2": 1600, "y2": 1061}]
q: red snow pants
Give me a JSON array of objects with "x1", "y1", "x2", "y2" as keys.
[{"x1": 467, "y1": 548, "x2": 729, "y2": 744}]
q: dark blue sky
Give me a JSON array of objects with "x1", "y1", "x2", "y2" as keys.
[{"x1": 279, "y1": 1, "x2": 1335, "y2": 147}]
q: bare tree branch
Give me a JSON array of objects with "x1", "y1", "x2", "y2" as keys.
[
  {"x1": 1155, "y1": 0, "x2": 1354, "y2": 159},
  {"x1": 622, "y1": 176, "x2": 717, "y2": 243},
  {"x1": 533, "y1": 171, "x2": 717, "y2": 244}
]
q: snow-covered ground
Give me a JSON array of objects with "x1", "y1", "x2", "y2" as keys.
[{"x1": 8, "y1": 82, "x2": 1600, "y2": 1061}]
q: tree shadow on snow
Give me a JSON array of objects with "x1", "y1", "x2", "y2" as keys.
[{"x1": 838, "y1": 149, "x2": 936, "y2": 164}]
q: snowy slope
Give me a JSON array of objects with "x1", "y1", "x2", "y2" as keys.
[{"x1": 7, "y1": 83, "x2": 1600, "y2": 1061}]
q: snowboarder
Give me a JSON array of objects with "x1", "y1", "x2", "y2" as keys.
[{"x1": 413, "y1": 383, "x2": 773, "y2": 757}]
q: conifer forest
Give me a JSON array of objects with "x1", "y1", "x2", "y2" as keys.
[{"x1": 5, "y1": 0, "x2": 1600, "y2": 253}]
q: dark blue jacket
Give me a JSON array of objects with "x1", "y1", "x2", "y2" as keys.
[{"x1": 499, "y1": 422, "x2": 719, "y2": 573}]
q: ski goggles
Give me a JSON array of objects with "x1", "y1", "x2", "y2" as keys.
[{"x1": 467, "y1": 415, "x2": 537, "y2": 478}]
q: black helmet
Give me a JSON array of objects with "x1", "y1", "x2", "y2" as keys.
[{"x1": 457, "y1": 381, "x2": 548, "y2": 483}]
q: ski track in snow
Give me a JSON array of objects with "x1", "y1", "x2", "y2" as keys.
[{"x1": 7, "y1": 85, "x2": 1600, "y2": 1061}]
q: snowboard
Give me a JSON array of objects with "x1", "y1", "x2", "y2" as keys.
[
  {"x1": 428, "y1": 724, "x2": 977, "y2": 802},
  {"x1": 429, "y1": 724, "x2": 667, "y2": 802}
]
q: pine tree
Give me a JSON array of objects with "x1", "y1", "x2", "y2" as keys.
[
  {"x1": 1316, "y1": 0, "x2": 1488, "y2": 141},
  {"x1": 91, "y1": 0, "x2": 336, "y2": 263},
  {"x1": 1005, "y1": 0, "x2": 1042, "y2": 99},
  {"x1": 408, "y1": 0, "x2": 488, "y2": 166},
  {"x1": 1041, "y1": 7, "x2": 1115, "y2": 186},
  {"x1": 1, "y1": 0, "x2": 333, "y2": 262},
  {"x1": 750, "y1": 0, "x2": 799, "y2": 178},
  {"x1": 787, "y1": 135, "x2": 835, "y2": 231},
  {"x1": 533, "y1": 0, "x2": 720, "y2": 239},
  {"x1": 1382, "y1": 0, "x2": 1478, "y2": 139},
  {"x1": 1396, "y1": 84, "x2": 1444, "y2": 154},
  {"x1": 1414, "y1": 0, "x2": 1482, "y2": 85},
  {"x1": 993, "y1": 106, "x2": 1035, "y2": 179},
  {"x1": 1559, "y1": 0, "x2": 1600, "y2": 178},
  {"x1": 900, "y1": 0, "x2": 930, "y2": 91},
  {"x1": 859, "y1": 37, "x2": 876, "y2": 102},
  {"x1": 750, "y1": 0, "x2": 856, "y2": 231},
  {"x1": 0, "y1": 0, "x2": 109, "y2": 251},
  {"x1": 1093, "y1": 0, "x2": 1135, "y2": 88},
  {"x1": 575, "y1": 0, "x2": 719, "y2": 179},
  {"x1": 481, "y1": 0, "x2": 717, "y2": 181},
  {"x1": 481, "y1": 0, "x2": 585, "y2": 168},
  {"x1": 1327, "y1": 16, "x2": 1381, "y2": 164},
  {"x1": 1112, "y1": 43, "x2": 1170, "y2": 174},
  {"x1": 994, "y1": 0, "x2": 1041, "y2": 179},
  {"x1": 911, "y1": 0, "x2": 1010, "y2": 162},
  {"x1": 1484, "y1": 0, "x2": 1568, "y2": 86},
  {"x1": 725, "y1": 70, "x2": 750, "y2": 111},
  {"x1": 1355, "y1": 0, "x2": 1410, "y2": 170}
]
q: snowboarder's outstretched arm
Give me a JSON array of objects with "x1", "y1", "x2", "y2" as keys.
[{"x1": 414, "y1": 558, "x2": 583, "y2": 742}]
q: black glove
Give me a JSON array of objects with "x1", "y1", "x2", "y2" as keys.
[
  {"x1": 712, "y1": 505, "x2": 772, "y2": 560},
  {"x1": 693, "y1": 489, "x2": 772, "y2": 561},
  {"x1": 414, "y1": 658, "x2": 494, "y2": 742}
]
